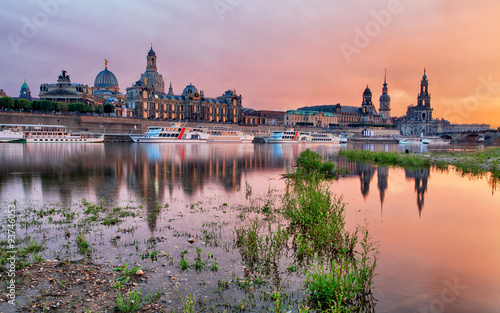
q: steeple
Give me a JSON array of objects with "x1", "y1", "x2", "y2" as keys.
[
  {"x1": 379, "y1": 69, "x2": 391, "y2": 123},
  {"x1": 418, "y1": 68, "x2": 430, "y2": 107},
  {"x1": 168, "y1": 82, "x2": 174, "y2": 95},
  {"x1": 146, "y1": 45, "x2": 157, "y2": 71}
]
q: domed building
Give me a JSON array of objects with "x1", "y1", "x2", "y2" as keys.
[
  {"x1": 93, "y1": 59, "x2": 125, "y2": 115},
  {"x1": 125, "y1": 46, "x2": 242, "y2": 122},
  {"x1": 19, "y1": 80, "x2": 32, "y2": 101}
]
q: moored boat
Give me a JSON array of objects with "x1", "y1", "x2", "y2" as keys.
[
  {"x1": 0, "y1": 124, "x2": 104, "y2": 143},
  {"x1": 263, "y1": 129, "x2": 340, "y2": 143},
  {"x1": 130, "y1": 123, "x2": 254, "y2": 143}
]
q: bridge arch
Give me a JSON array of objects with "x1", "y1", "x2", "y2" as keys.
[{"x1": 462, "y1": 133, "x2": 484, "y2": 141}]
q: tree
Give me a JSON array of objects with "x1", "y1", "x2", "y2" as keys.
[
  {"x1": 0, "y1": 97, "x2": 14, "y2": 109},
  {"x1": 14, "y1": 98, "x2": 31, "y2": 111},
  {"x1": 94, "y1": 105, "x2": 104, "y2": 114},
  {"x1": 103, "y1": 103, "x2": 115, "y2": 114},
  {"x1": 32, "y1": 100, "x2": 54, "y2": 112},
  {"x1": 56, "y1": 102, "x2": 68, "y2": 112},
  {"x1": 73, "y1": 102, "x2": 87, "y2": 113}
]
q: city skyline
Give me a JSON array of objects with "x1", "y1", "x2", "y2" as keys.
[{"x1": 1, "y1": 1, "x2": 499, "y2": 127}]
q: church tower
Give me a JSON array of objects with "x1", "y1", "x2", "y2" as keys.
[
  {"x1": 146, "y1": 44, "x2": 157, "y2": 71},
  {"x1": 416, "y1": 68, "x2": 432, "y2": 121},
  {"x1": 19, "y1": 79, "x2": 32, "y2": 101},
  {"x1": 379, "y1": 70, "x2": 391, "y2": 123}
]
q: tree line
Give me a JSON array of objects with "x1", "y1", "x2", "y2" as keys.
[{"x1": 0, "y1": 97, "x2": 115, "y2": 114}]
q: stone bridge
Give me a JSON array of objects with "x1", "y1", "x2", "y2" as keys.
[{"x1": 436, "y1": 130, "x2": 500, "y2": 143}]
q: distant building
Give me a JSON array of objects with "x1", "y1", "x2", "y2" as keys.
[
  {"x1": 93, "y1": 59, "x2": 125, "y2": 115},
  {"x1": 284, "y1": 110, "x2": 338, "y2": 127},
  {"x1": 242, "y1": 109, "x2": 285, "y2": 125},
  {"x1": 0, "y1": 89, "x2": 7, "y2": 97},
  {"x1": 298, "y1": 76, "x2": 390, "y2": 127},
  {"x1": 398, "y1": 69, "x2": 446, "y2": 136},
  {"x1": 19, "y1": 80, "x2": 32, "y2": 101},
  {"x1": 125, "y1": 46, "x2": 243, "y2": 122},
  {"x1": 39, "y1": 70, "x2": 102, "y2": 106},
  {"x1": 379, "y1": 70, "x2": 391, "y2": 123}
]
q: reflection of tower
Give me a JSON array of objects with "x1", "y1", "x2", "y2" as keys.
[
  {"x1": 359, "y1": 163, "x2": 375, "y2": 199},
  {"x1": 377, "y1": 166, "x2": 388, "y2": 218},
  {"x1": 405, "y1": 168, "x2": 430, "y2": 216}
]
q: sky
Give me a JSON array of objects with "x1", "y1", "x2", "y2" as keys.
[{"x1": 1, "y1": 0, "x2": 500, "y2": 127}]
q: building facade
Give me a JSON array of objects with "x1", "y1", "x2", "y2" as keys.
[
  {"x1": 242, "y1": 109, "x2": 285, "y2": 125},
  {"x1": 298, "y1": 80, "x2": 389, "y2": 127},
  {"x1": 125, "y1": 46, "x2": 243, "y2": 122},
  {"x1": 284, "y1": 110, "x2": 338, "y2": 127},
  {"x1": 399, "y1": 70, "x2": 446, "y2": 136},
  {"x1": 39, "y1": 70, "x2": 102, "y2": 106}
]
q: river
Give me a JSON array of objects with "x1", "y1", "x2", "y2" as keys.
[{"x1": 0, "y1": 142, "x2": 499, "y2": 312}]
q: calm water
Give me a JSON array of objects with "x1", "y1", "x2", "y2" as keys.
[{"x1": 1, "y1": 142, "x2": 499, "y2": 312}]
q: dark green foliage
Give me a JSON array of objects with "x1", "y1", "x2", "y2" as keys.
[
  {"x1": 104, "y1": 103, "x2": 115, "y2": 113},
  {"x1": 14, "y1": 98, "x2": 31, "y2": 110},
  {"x1": 95, "y1": 105, "x2": 104, "y2": 114},
  {"x1": 295, "y1": 148, "x2": 344, "y2": 178},
  {"x1": 0, "y1": 96, "x2": 14, "y2": 109}
]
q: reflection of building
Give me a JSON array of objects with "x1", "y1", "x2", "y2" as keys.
[
  {"x1": 377, "y1": 166, "x2": 388, "y2": 208},
  {"x1": 284, "y1": 110, "x2": 338, "y2": 127},
  {"x1": 125, "y1": 46, "x2": 243, "y2": 122},
  {"x1": 19, "y1": 80, "x2": 32, "y2": 101},
  {"x1": 39, "y1": 70, "x2": 102, "y2": 106},
  {"x1": 399, "y1": 70, "x2": 446, "y2": 136},
  {"x1": 359, "y1": 163, "x2": 376, "y2": 199},
  {"x1": 405, "y1": 168, "x2": 429, "y2": 216}
]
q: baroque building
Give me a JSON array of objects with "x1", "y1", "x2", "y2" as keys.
[
  {"x1": 284, "y1": 110, "x2": 338, "y2": 127},
  {"x1": 125, "y1": 46, "x2": 243, "y2": 122},
  {"x1": 399, "y1": 69, "x2": 445, "y2": 136},
  {"x1": 297, "y1": 77, "x2": 390, "y2": 127},
  {"x1": 19, "y1": 80, "x2": 32, "y2": 101},
  {"x1": 39, "y1": 70, "x2": 102, "y2": 106}
]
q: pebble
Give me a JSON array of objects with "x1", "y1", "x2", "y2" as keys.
[{"x1": 135, "y1": 269, "x2": 144, "y2": 276}]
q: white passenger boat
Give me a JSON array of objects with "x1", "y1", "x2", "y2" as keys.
[
  {"x1": 398, "y1": 137, "x2": 421, "y2": 144},
  {"x1": 421, "y1": 137, "x2": 451, "y2": 145},
  {"x1": 264, "y1": 129, "x2": 341, "y2": 143},
  {"x1": 130, "y1": 124, "x2": 254, "y2": 143},
  {"x1": 0, "y1": 124, "x2": 25, "y2": 142},
  {"x1": 0, "y1": 124, "x2": 104, "y2": 143}
]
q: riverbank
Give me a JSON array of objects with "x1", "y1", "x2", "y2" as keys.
[{"x1": 338, "y1": 147, "x2": 500, "y2": 178}]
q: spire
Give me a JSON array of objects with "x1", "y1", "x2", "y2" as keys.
[
  {"x1": 168, "y1": 82, "x2": 174, "y2": 95},
  {"x1": 383, "y1": 69, "x2": 387, "y2": 87},
  {"x1": 422, "y1": 68, "x2": 427, "y2": 80},
  {"x1": 104, "y1": 58, "x2": 108, "y2": 69}
]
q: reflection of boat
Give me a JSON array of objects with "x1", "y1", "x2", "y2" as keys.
[
  {"x1": 264, "y1": 129, "x2": 340, "y2": 144},
  {"x1": 131, "y1": 124, "x2": 254, "y2": 143},
  {"x1": 0, "y1": 124, "x2": 104, "y2": 143}
]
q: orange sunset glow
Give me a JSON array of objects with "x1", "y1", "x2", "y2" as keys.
[{"x1": 1, "y1": 1, "x2": 500, "y2": 127}]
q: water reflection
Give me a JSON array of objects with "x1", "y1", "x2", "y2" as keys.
[{"x1": 0, "y1": 143, "x2": 484, "y2": 218}]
